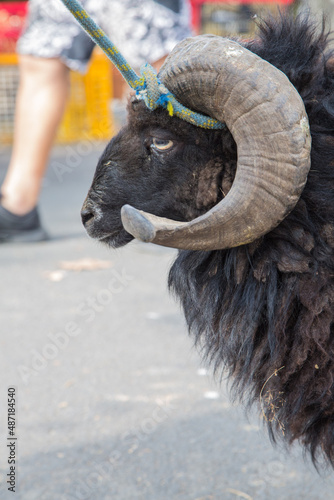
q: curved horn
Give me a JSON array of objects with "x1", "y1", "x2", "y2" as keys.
[{"x1": 121, "y1": 36, "x2": 311, "y2": 251}]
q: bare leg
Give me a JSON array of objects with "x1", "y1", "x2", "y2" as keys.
[{"x1": 1, "y1": 55, "x2": 70, "y2": 215}]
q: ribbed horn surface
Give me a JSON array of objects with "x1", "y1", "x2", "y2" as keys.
[{"x1": 121, "y1": 36, "x2": 311, "y2": 250}]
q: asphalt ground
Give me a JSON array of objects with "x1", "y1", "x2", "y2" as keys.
[{"x1": 0, "y1": 143, "x2": 334, "y2": 500}]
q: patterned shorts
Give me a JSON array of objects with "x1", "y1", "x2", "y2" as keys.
[{"x1": 17, "y1": 0, "x2": 192, "y2": 73}]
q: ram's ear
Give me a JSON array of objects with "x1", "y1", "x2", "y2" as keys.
[
  {"x1": 121, "y1": 36, "x2": 311, "y2": 251},
  {"x1": 194, "y1": 159, "x2": 222, "y2": 211}
]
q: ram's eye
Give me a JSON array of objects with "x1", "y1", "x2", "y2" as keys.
[{"x1": 152, "y1": 138, "x2": 174, "y2": 151}]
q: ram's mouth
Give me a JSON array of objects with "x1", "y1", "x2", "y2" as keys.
[
  {"x1": 84, "y1": 220, "x2": 133, "y2": 248},
  {"x1": 96, "y1": 229, "x2": 134, "y2": 248},
  {"x1": 81, "y1": 198, "x2": 134, "y2": 248}
]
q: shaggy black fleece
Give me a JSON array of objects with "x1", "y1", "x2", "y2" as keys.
[{"x1": 168, "y1": 15, "x2": 334, "y2": 467}]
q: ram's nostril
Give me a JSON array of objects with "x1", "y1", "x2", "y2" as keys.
[{"x1": 81, "y1": 208, "x2": 95, "y2": 226}]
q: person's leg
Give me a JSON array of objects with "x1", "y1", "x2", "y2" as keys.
[{"x1": 1, "y1": 55, "x2": 70, "y2": 215}]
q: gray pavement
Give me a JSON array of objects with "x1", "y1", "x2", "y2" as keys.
[{"x1": 0, "y1": 143, "x2": 334, "y2": 500}]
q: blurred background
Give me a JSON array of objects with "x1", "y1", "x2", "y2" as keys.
[{"x1": 0, "y1": 0, "x2": 113, "y2": 145}]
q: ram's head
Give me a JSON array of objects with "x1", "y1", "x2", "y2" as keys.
[{"x1": 81, "y1": 35, "x2": 311, "y2": 252}]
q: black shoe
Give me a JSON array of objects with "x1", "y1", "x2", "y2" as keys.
[{"x1": 0, "y1": 203, "x2": 49, "y2": 243}]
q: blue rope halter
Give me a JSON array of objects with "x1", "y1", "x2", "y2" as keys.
[{"x1": 58, "y1": 0, "x2": 225, "y2": 130}]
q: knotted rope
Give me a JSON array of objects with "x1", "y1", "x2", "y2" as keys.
[{"x1": 59, "y1": 0, "x2": 225, "y2": 130}]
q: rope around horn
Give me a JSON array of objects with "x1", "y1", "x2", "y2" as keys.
[{"x1": 58, "y1": 0, "x2": 225, "y2": 130}]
